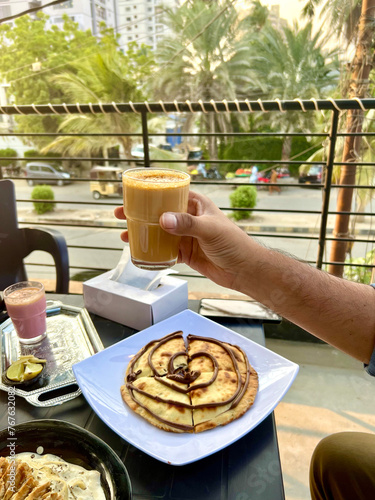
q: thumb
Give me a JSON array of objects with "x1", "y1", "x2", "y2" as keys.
[{"x1": 160, "y1": 212, "x2": 206, "y2": 237}]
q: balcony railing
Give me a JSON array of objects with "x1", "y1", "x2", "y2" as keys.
[{"x1": 1, "y1": 98, "x2": 374, "y2": 290}]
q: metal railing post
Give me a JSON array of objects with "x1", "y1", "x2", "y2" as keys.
[
  {"x1": 316, "y1": 110, "x2": 340, "y2": 269},
  {"x1": 141, "y1": 110, "x2": 150, "y2": 168}
]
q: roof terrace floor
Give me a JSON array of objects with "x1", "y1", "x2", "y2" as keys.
[{"x1": 268, "y1": 339, "x2": 375, "y2": 500}]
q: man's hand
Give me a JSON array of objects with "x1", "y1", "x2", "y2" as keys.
[{"x1": 114, "y1": 190, "x2": 252, "y2": 291}]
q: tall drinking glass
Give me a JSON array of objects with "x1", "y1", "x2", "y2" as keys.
[
  {"x1": 123, "y1": 168, "x2": 190, "y2": 270},
  {"x1": 4, "y1": 281, "x2": 47, "y2": 344}
]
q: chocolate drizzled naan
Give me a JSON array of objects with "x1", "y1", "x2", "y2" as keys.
[{"x1": 121, "y1": 331, "x2": 258, "y2": 433}]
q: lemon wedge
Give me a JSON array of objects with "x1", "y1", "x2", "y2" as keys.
[
  {"x1": 18, "y1": 355, "x2": 46, "y2": 364},
  {"x1": 23, "y1": 362, "x2": 44, "y2": 381},
  {"x1": 6, "y1": 362, "x2": 25, "y2": 382},
  {"x1": 5, "y1": 357, "x2": 46, "y2": 383}
]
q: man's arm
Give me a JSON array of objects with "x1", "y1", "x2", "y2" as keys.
[
  {"x1": 159, "y1": 191, "x2": 375, "y2": 363},
  {"x1": 115, "y1": 190, "x2": 375, "y2": 363},
  {"x1": 232, "y1": 241, "x2": 375, "y2": 364}
]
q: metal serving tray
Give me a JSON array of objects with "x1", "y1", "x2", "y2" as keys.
[{"x1": 0, "y1": 301, "x2": 104, "y2": 407}]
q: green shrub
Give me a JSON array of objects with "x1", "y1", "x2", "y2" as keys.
[
  {"x1": 221, "y1": 137, "x2": 282, "y2": 175},
  {"x1": 24, "y1": 150, "x2": 61, "y2": 168},
  {"x1": 24, "y1": 149, "x2": 40, "y2": 158},
  {"x1": 0, "y1": 148, "x2": 17, "y2": 166},
  {"x1": 220, "y1": 136, "x2": 321, "y2": 177},
  {"x1": 344, "y1": 248, "x2": 375, "y2": 284},
  {"x1": 31, "y1": 185, "x2": 56, "y2": 215},
  {"x1": 230, "y1": 185, "x2": 257, "y2": 221}
]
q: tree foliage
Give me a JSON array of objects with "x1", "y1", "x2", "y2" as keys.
[
  {"x1": 153, "y1": 0, "x2": 266, "y2": 157},
  {"x1": 0, "y1": 13, "x2": 121, "y2": 143},
  {"x1": 42, "y1": 45, "x2": 154, "y2": 158},
  {"x1": 301, "y1": 0, "x2": 362, "y2": 44},
  {"x1": 246, "y1": 22, "x2": 339, "y2": 118},
  {"x1": 244, "y1": 22, "x2": 340, "y2": 158},
  {"x1": 0, "y1": 13, "x2": 154, "y2": 155}
]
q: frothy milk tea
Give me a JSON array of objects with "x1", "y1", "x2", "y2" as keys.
[{"x1": 123, "y1": 168, "x2": 190, "y2": 269}]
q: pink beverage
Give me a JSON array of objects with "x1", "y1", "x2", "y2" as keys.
[{"x1": 4, "y1": 281, "x2": 47, "y2": 344}]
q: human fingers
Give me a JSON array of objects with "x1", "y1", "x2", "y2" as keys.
[
  {"x1": 160, "y1": 209, "x2": 220, "y2": 241},
  {"x1": 160, "y1": 190, "x2": 223, "y2": 237},
  {"x1": 186, "y1": 190, "x2": 221, "y2": 216},
  {"x1": 114, "y1": 206, "x2": 127, "y2": 241},
  {"x1": 114, "y1": 206, "x2": 126, "y2": 220},
  {"x1": 120, "y1": 231, "x2": 129, "y2": 243}
]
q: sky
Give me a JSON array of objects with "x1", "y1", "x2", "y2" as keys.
[
  {"x1": 266, "y1": 1, "x2": 342, "y2": 51},
  {"x1": 275, "y1": 0, "x2": 305, "y2": 22}
]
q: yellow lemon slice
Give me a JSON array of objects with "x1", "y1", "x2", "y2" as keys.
[
  {"x1": 19, "y1": 355, "x2": 46, "y2": 364},
  {"x1": 6, "y1": 362, "x2": 25, "y2": 382},
  {"x1": 23, "y1": 362, "x2": 44, "y2": 381}
]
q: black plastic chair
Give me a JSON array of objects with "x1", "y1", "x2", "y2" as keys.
[{"x1": 0, "y1": 179, "x2": 69, "y2": 293}]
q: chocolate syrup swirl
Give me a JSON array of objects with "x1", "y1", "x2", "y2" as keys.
[{"x1": 125, "y1": 331, "x2": 252, "y2": 431}]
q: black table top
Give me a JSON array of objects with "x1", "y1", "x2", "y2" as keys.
[{"x1": 0, "y1": 295, "x2": 285, "y2": 500}]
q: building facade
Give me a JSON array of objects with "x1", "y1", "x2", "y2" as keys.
[
  {"x1": 116, "y1": 0, "x2": 179, "y2": 52},
  {"x1": 0, "y1": 1, "x2": 118, "y2": 34},
  {"x1": 0, "y1": 0, "x2": 179, "y2": 49}
]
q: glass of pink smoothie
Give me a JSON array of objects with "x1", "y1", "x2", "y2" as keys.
[{"x1": 4, "y1": 281, "x2": 47, "y2": 344}]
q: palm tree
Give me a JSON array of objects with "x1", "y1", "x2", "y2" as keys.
[
  {"x1": 245, "y1": 22, "x2": 340, "y2": 159},
  {"x1": 152, "y1": 0, "x2": 262, "y2": 159},
  {"x1": 301, "y1": 0, "x2": 362, "y2": 45},
  {"x1": 301, "y1": 0, "x2": 375, "y2": 277},
  {"x1": 43, "y1": 46, "x2": 153, "y2": 159}
]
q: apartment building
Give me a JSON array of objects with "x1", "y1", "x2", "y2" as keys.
[
  {"x1": 0, "y1": 1, "x2": 179, "y2": 49},
  {"x1": 116, "y1": 0, "x2": 179, "y2": 51},
  {"x1": 0, "y1": 1, "x2": 118, "y2": 34}
]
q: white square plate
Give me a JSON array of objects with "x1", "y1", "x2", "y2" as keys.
[{"x1": 73, "y1": 310, "x2": 298, "y2": 465}]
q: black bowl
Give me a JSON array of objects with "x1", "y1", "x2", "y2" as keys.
[
  {"x1": 0, "y1": 419, "x2": 131, "y2": 499},
  {"x1": 2, "y1": 363, "x2": 47, "y2": 388}
]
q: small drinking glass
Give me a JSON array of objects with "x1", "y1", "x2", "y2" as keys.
[
  {"x1": 4, "y1": 281, "x2": 47, "y2": 344},
  {"x1": 123, "y1": 168, "x2": 190, "y2": 270}
]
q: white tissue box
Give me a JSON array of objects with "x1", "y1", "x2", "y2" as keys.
[{"x1": 83, "y1": 270, "x2": 188, "y2": 330}]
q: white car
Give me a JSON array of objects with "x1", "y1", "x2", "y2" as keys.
[{"x1": 131, "y1": 144, "x2": 145, "y2": 160}]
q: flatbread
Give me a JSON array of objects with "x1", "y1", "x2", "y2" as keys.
[
  {"x1": 127, "y1": 331, "x2": 187, "y2": 378},
  {"x1": 121, "y1": 377, "x2": 193, "y2": 433},
  {"x1": 121, "y1": 331, "x2": 258, "y2": 433}
]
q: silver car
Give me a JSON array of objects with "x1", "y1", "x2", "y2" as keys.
[{"x1": 25, "y1": 162, "x2": 71, "y2": 186}]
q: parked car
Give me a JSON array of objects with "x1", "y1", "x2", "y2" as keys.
[
  {"x1": 25, "y1": 162, "x2": 71, "y2": 186},
  {"x1": 131, "y1": 144, "x2": 146, "y2": 164},
  {"x1": 257, "y1": 171, "x2": 271, "y2": 183},
  {"x1": 187, "y1": 148, "x2": 203, "y2": 166},
  {"x1": 158, "y1": 143, "x2": 173, "y2": 152},
  {"x1": 298, "y1": 165, "x2": 323, "y2": 184},
  {"x1": 130, "y1": 144, "x2": 185, "y2": 167},
  {"x1": 277, "y1": 167, "x2": 291, "y2": 178}
]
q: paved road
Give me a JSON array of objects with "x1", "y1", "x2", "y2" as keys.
[
  {"x1": 11, "y1": 179, "x2": 375, "y2": 295},
  {"x1": 13, "y1": 177, "x2": 329, "y2": 212},
  {"x1": 14, "y1": 178, "x2": 115, "y2": 210}
]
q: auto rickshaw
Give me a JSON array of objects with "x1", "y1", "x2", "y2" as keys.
[{"x1": 89, "y1": 166, "x2": 123, "y2": 199}]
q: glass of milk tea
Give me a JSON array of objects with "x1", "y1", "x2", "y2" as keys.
[
  {"x1": 123, "y1": 168, "x2": 190, "y2": 270},
  {"x1": 4, "y1": 281, "x2": 47, "y2": 344}
]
